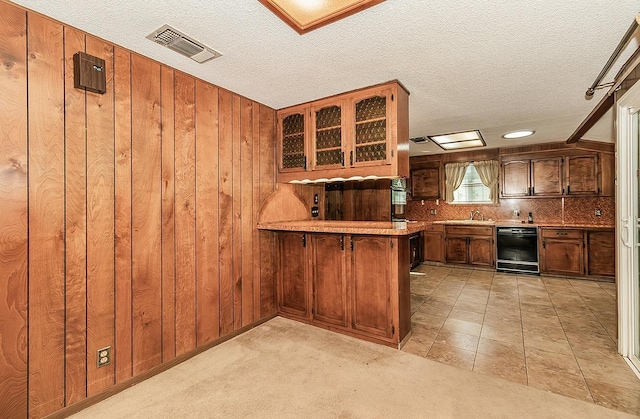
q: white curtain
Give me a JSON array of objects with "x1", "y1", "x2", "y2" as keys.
[
  {"x1": 474, "y1": 160, "x2": 500, "y2": 203},
  {"x1": 444, "y1": 162, "x2": 469, "y2": 202}
]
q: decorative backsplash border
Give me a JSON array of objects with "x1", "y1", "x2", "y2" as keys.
[{"x1": 406, "y1": 196, "x2": 615, "y2": 226}]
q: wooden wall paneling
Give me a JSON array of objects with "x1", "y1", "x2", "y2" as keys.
[
  {"x1": 218, "y1": 89, "x2": 234, "y2": 335},
  {"x1": 0, "y1": 3, "x2": 28, "y2": 417},
  {"x1": 195, "y1": 80, "x2": 220, "y2": 345},
  {"x1": 252, "y1": 103, "x2": 261, "y2": 320},
  {"x1": 233, "y1": 94, "x2": 243, "y2": 330},
  {"x1": 130, "y1": 53, "x2": 162, "y2": 375},
  {"x1": 174, "y1": 72, "x2": 197, "y2": 355},
  {"x1": 259, "y1": 104, "x2": 277, "y2": 317},
  {"x1": 113, "y1": 46, "x2": 132, "y2": 383},
  {"x1": 63, "y1": 26, "x2": 87, "y2": 405},
  {"x1": 85, "y1": 35, "x2": 116, "y2": 396},
  {"x1": 27, "y1": 13, "x2": 66, "y2": 417},
  {"x1": 240, "y1": 97, "x2": 254, "y2": 327},
  {"x1": 160, "y1": 66, "x2": 176, "y2": 361}
]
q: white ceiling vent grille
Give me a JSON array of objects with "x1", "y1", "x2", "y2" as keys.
[{"x1": 146, "y1": 25, "x2": 221, "y2": 64}]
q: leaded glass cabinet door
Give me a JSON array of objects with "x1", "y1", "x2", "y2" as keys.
[
  {"x1": 351, "y1": 88, "x2": 392, "y2": 167},
  {"x1": 278, "y1": 105, "x2": 308, "y2": 173},
  {"x1": 311, "y1": 99, "x2": 346, "y2": 170}
]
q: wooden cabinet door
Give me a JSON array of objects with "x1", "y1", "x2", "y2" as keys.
[
  {"x1": 541, "y1": 238, "x2": 583, "y2": 275},
  {"x1": 311, "y1": 99, "x2": 346, "y2": 171},
  {"x1": 566, "y1": 155, "x2": 598, "y2": 195},
  {"x1": 411, "y1": 166, "x2": 440, "y2": 199},
  {"x1": 351, "y1": 235, "x2": 391, "y2": 338},
  {"x1": 277, "y1": 232, "x2": 309, "y2": 317},
  {"x1": 350, "y1": 87, "x2": 392, "y2": 168},
  {"x1": 501, "y1": 160, "x2": 530, "y2": 197},
  {"x1": 445, "y1": 236, "x2": 468, "y2": 264},
  {"x1": 469, "y1": 237, "x2": 494, "y2": 267},
  {"x1": 423, "y1": 231, "x2": 444, "y2": 263},
  {"x1": 587, "y1": 230, "x2": 615, "y2": 277},
  {"x1": 531, "y1": 157, "x2": 562, "y2": 196},
  {"x1": 277, "y1": 105, "x2": 309, "y2": 174},
  {"x1": 312, "y1": 234, "x2": 348, "y2": 327}
]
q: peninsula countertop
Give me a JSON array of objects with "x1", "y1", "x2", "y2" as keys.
[{"x1": 257, "y1": 220, "x2": 427, "y2": 236}]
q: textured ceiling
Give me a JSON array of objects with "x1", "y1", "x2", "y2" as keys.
[{"x1": 12, "y1": 0, "x2": 640, "y2": 155}]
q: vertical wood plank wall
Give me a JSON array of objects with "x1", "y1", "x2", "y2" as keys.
[{"x1": 0, "y1": 2, "x2": 277, "y2": 417}]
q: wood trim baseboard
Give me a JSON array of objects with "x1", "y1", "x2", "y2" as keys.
[{"x1": 43, "y1": 313, "x2": 277, "y2": 419}]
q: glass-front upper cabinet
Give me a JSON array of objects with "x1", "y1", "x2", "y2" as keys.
[
  {"x1": 311, "y1": 99, "x2": 346, "y2": 170},
  {"x1": 351, "y1": 87, "x2": 393, "y2": 167},
  {"x1": 278, "y1": 104, "x2": 309, "y2": 173}
]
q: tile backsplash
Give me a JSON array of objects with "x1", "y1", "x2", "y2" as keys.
[{"x1": 406, "y1": 196, "x2": 614, "y2": 226}]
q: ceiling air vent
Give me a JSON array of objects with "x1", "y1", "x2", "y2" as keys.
[
  {"x1": 146, "y1": 25, "x2": 222, "y2": 64},
  {"x1": 410, "y1": 137, "x2": 428, "y2": 143}
]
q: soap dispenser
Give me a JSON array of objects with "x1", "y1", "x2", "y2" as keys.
[{"x1": 527, "y1": 212, "x2": 533, "y2": 224}]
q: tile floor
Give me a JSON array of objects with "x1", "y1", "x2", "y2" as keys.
[{"x1": 402, "y1": 264, "x2": 640, "y2": 416}]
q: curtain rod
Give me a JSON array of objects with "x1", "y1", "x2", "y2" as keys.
[{"x1": 585, "y1": 13, "x2": 640, "y2": 97}]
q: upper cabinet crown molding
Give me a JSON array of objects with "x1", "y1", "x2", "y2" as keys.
[{"x1": 276, "y1": 81, "x2": 409, "y2": 183}]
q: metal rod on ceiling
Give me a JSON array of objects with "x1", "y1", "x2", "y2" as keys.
[{"x1": 585, "y1": 14, "x2": 640, "y2": 97}]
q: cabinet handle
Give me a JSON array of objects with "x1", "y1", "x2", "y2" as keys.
[
  {"x1": 350, "y1": 237, "x2": 354, "y2": 251},
  {"x1": 542, "y1": 240, "x2": 546, "y2": 249},
  {"x1": 340, "y1": 235, "x2": 344, "y2": 250},
  {"x1": 558, "y1": 232, "x2": 568, "y2": 236},
  {"x1": 567, "y1": 185, "x2": 570, "y2": 194},
  {"x1": 531, "y1": 186, "x2": 534, "y2": 195},
  {"x1": 304, "y1": 156, "x2": 307, "y2": 170},
  {"x1": 341, "y1": 151, "x2": 345, "y2": 166},
  {"x1": 302, "y1": 233, "x2": 306, "y2": 247},
  {"x1": 350, "y1": 151, "x2": 354, "y2": 166}
]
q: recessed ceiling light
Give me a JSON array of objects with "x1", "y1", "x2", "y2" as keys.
[
  {"x1": 502, "y1": 130, "x2": 535, "y2": 139},
  {"x1": 427, "y1": 130, "x2": 485, "y2": 150},
  {"x1": 259, "y1": 0, "x2": 385, "y2": 34}
]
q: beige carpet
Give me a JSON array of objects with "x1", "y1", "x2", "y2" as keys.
[{"x1": 71, "y1": 317, "x2": 638, "y2": 419}]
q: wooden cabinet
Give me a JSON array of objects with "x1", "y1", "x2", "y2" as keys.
[
  {"x1": 311, "y1": 98, "x2": 346, "y2": 171},
  {"x1": 277, "y1": 81, "x2": 409, "y2": 182},
  {"x1": 275, "y1": 231, "x2": 410, "y2": 347},
  {"x1": 423, "y1": 224, "x2": 445, "y2": 263},
  {"x1": 540, "y1": 228, "x2": 584, "y2": 276},
  {"x1": 445, "y1": 225, "x2": 494, "y2": 267},
  {"x1": 411, "y1": 161, "x2": 441, "y2": 199},
  {"x1": 566, "y1": 155, "x2": 598, "y2": 195},
  {"x1": 311, "y1": 234, "x2": 347, "y2": 327},
  {"x1": 278, "y1": 105, "x2": 309, "y2": 175},
  {"x1": 469, "y1": 237, "x2": 494, "y2": 266},
  {"x1": 500, "y1": 152, "x2": 611, "y2": 198},
  {"x1": 277, "y1": 232, "x2": 309, "y2": 317},
  {"x1": 586, "y1": 230, "x2": 615, "y2": 278},
  {"x1": 501, "y1": 160, "x2": 530, "y2": 197},
  {"x1": 531, "y1": 157, "x2": 562, "y2": 196},
  {"x1": 351, "y1": 235, "x2": 392, "y2": 338},
  {"x1": 502, "y1": 157, "x2": 562, "y2": 197}
]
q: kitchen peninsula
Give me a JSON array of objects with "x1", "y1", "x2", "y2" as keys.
[{"x1": 258, "y1": 219, "x2": 424, "y2": 348}]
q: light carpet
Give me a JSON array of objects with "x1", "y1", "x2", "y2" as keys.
[{"x1": 71, "y1": 317, "x2": 638, "y2": 418}]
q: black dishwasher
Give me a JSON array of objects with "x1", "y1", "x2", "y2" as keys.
[{"x1": 496, "y1": 227, "x2": 539, "y2": 274}]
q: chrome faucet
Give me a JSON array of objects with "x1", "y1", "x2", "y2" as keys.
[
  {"x1": 469, "y1": 211, "x2": 474, "y2": 220},
  {"x1": 470, "y1": 210, "x2": 483, "y2": 221}
]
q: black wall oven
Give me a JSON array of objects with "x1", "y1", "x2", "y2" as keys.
[{"x1": 496, "y1": 227, "x2": 539, "y2": 274}]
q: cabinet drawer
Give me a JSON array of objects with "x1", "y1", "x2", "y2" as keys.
[
  {"x1": 445, "y1": 226, "x2": 493, "y2": 237},
  {"x1": 424, "y1": 224, "x2": 444, "y2": 232},
  {"x1": 541, "y1": 229, "x2": 583, "y2": 240}
]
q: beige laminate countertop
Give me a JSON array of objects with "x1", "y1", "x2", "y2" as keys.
[
  {"x1": 430, "y1": 220, "x2": 614, "y2": 229},
  {"x1": 257, "y1": 220, "x2": 427, "y2": 236}
]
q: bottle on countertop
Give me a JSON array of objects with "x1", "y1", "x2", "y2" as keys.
[{"x1": 527, "y1": 212, "x2": 533, "y2": 223}]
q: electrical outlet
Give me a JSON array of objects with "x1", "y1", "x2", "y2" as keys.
[
  {"x1": 595, "y1": 209, "x2": 602, "y2": 217},
  {"x1": 430, "y1": 209, "x2": 437, "y2": 215},
  {"x1": 311, "y1": 206, "x2": 319, "y2": 217},
  {"x1": 514, "y1": 209, "x2": 520, "y2": 217},
  {"x1": 313, "y1": 193, "x2": 319, "y2": 204},
  {"x1": 97, "y1": 346, "x2": 111, "y2": 368}
]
